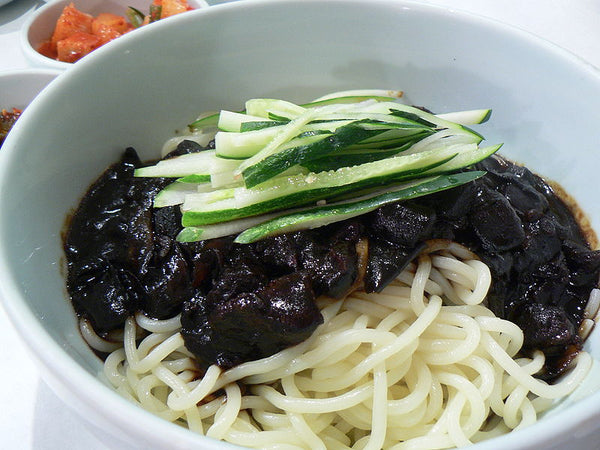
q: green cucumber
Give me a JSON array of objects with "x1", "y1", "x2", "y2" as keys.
[
  {"x1": 234, "y1": 171, "x2": 485, "y2": 244},
  {"x1": 188, "y1": 111, "x2": 220, "y2": 131},
  {"x1": 218, "y1": 110, "x2": 278, "y2": 132},
  {"x1": 300, "y1": 140, "x2": 420, "y2": 172},
  {"x1": 154, "y1": 181, "x2": 208, "y2": 208},
  {"x1": 436, "y1": 109, "x2": 492, "y2": 125},
  {"x1": 176, "y1": 211, "x2": 283, "y2": 242},
  {"x1": 190, "y1": 90, "x2": 403, "y2": 132},
  {"x1": 241, "y1": 121, "x2": 387, "y2": 188},
  {"x1": 424, "y1": 143, "x2": 502, "y2": 173},
  {"x1": 343, "y1": 101, "x2": 485, "y2": 142},
  {"x1": 135, "y1": 90, "x2": 500, "y2": 244},
  {"x1": 177, "y1": 174, "x2": 211, "y2": 183},
  {"x1": 180, "y1": 145, "x2": 468, "y2": 226},
  {"x1": 235, "y1": 106, "x2": 480, "y2": 187},
  {"x1": 215, "y1": 126, "x2": 285, "y2": 159},
  {"x1": 246, "y1": 98, "x2": 307, "y2": 119},
  {"x1": 306, "y1": 89, "x2": 403, "y2": 104},
  {"x1": 134, "y1": 150, "x2": 216, "y2": 178},
  {"x1": 214, "y1": 120, "x2": 356, "y2": 160}
]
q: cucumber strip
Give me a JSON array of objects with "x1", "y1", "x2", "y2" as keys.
[
  {"x1": 188, "y1": 111, "x2": 220, "y2": 131},
  {"x1": 241, "y1": 122, "x2": 386, "y2": 188},
  {"x1": 308, "y1": 89, "x2": 403, "y2": 102},
  {"x1": 234, "y1": 171, "x2": 485, "y2": 244},
  {"x1": 300, "y1": 140, "x2": 419, "y2": 172},
  {"x1": 190, "y1": 91, "x2": 402, "y2": 132},
  {"x1": 307, "y1": 112, "x2": 433, "y2": 130},
  {"x1": 209, "y1": 157, "x2": 244, "y2": 188},
  {"x1": 154, "y1": 181, "x2": 211, "y2": 208},
  {"x1": 302, "y1": 95, "x2": 396, "y2": 108},
  {"x1": 218, "y1": 110, "x2": 278, "y2": 132},
  {"x1": 350, "y1": 101, "x2": 484, "y2": 141},
  {"x1": 240, "y1": 120, "x2": 288, "y2": 132},
  {"x1": 181, "y1": 145, "x2": 465, "y2": 226},
  {"x1": 235, "y1": 107, "x2": 323, "y2": 174},
  {"x1": 215, "y1": 126, "x2": 284, "y2": 159},
  {"x1": 214, "y1": 120, "x2": 353, "y2": 160},
  {"x1": 190, "y1": 145, "x2": 462, "y2": 211},
  {"x1": 238, "y1": 117, "x2": 435, "y2": 188},
  {"x1": 176, "y1": 174, "x2": 211, "y2": 183},
  {"x1": 239, "y1": 115, "x2": 457, "y2": 188},
  {"x1": 209, "y1": 171, "x2": 240, "y2": 189},
  {"x1": 390, "y1": 107, "x2": 484, "y2": 141},
  {"x1": 218, "y1": 134, "x2": 330, "y2": 183},
  {"x1": 237, "y1": 103, "x2": 485, "y2": 187},
  {"x1": 399, "y1": 129, "x2": 480, "y2": 157},
  {"x1": 346, "y1": 130, "x2": 433, "y2": 150},
  {"x1": 176, "y1": 211, "x2": 283, "y2": 242},
  {"x1": 245, "y1": 98, "x2": 307, "y2": 119},
  {"x1": 202, "y1": 187, "x2": 237, "y2": 204},
  {"x1": 134, "y1": 150, "x2": 217, "y2": 178},
  {"x1": 436, "y1": 109, "x2": 492, "y2": 125},
  {"x1": 424, "y1": 143, "x2": 502, "y2": 173},
  {"x1": 154, "y1": 176, "x2": 229, "y2": 208}
]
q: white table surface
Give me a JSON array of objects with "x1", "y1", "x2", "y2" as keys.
[{"x1": 1, "y1": 0, "x2": 600, "y2": 448}]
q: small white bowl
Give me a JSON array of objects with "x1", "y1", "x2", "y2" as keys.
[
  {"x1": 20, "y1": 0, "x2": 209, "y2": 70},
  {"x1": 0, "y1": 68, "x2": 61, "y2": 143},
  {"x1": 0, "y1": 68, "x2": 60, "y2": 107}
]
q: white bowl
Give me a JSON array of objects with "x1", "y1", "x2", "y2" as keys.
[
  {"x1": 0, "y1": 68, "x2": 61, "y2": 144},
  {"x1": 2, "y1": 0, "x2": 600, "y2": 448},
  {"x1": 20, "y1": 0, "x2": 209, "y2": 71},
  {"x1": 0, "y1": 68, "x2": 60, "y2": 109}
]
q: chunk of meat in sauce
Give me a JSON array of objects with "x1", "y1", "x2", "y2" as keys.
[
  {"x1": 65, "y1": 148, "x2": 177, "y2": 331},
  {"x1": 182, "y1": 272, "x2": 322, "y2": 369}
]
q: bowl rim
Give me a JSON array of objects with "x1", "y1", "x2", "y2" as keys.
[
  {"x1": 0, "y1": 66, "x2": 63, "y2": 80},
  {"x1": 3, "y1": 0, "x2": 600, "y2": 448}
]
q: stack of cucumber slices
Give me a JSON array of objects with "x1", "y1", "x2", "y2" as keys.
[{"x1": 134, "y1": 90, "x2": 501, "y2": 243}]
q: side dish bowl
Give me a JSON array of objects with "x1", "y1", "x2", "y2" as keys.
[
  {"x1": 0, "y1": 68, "x2": 60, "y2": 110},
  {"x1": 0, "y1": 68, "x2": 61, "y2": 146},
  {"x1": 2, "y1": 0, "x2": 600, "y2": 448},
  {"x1": 20, "y1": 0, "x2": 209, "y2": 70}
]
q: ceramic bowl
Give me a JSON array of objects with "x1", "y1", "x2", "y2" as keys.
[
  {"x1": 20, "y1": 0, "x2": 209, "y2": 71},
  {"x1": 0, "y1": 68, "x2": 61, "y2": 144},
  {"x1": 2, "y1": 0, "x2": 600, "y2": 448}
]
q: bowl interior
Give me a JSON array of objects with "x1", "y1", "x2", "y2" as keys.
[{"x1": 3, "y1": 0, "x2": 600, "y2": 448}]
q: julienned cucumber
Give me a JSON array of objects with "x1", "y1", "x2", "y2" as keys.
[
  {"x1": 436, "y1": 109, "x2": 491, "y2": 125},
  {"x1": 176, "y1": 172, "x2": 484, "y2": 243},
  {"x1": 233, "y1": 172, "x2": 485, "y2": 244},
  {"x1": 180, "y1": 144, "x2": 500, "y2": 227},
  {"x1": 187, "y1": 89, "x2": 404, "y2": 131},
  {"x1": 133, "y1": 89, "x2": 500, "y2": 242},
  {"x1": 134, "y1": 150, "x2": 216, "y2": 178}
]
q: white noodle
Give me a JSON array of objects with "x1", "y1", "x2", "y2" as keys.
[{"x1": 91, "y1": 246, "x2": 592, "y2": 449}]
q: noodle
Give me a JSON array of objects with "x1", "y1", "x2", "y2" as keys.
[{"x1": 89, "y1": 244, "x2": 592, "y2": 449}]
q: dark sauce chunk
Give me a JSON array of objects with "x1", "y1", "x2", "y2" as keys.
[
  {"x1": 182, "y1": 272, "x2": 321, "y2": 369},
  {"x1": 65, "y1": 148, "x2": 169, "y2": 331}
]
